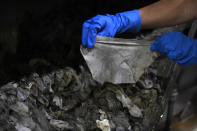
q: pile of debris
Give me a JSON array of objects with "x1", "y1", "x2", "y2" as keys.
[{"x1": 0, "y1": 55, "x2": 175, "y2": 131}]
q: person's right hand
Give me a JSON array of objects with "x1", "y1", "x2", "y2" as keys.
[
  {"x1": 82, "y1": 10, "x2": 141, "y2": 48},
  {"x1": 151, "y1": 32, "x2": 197, "y2": 66}
]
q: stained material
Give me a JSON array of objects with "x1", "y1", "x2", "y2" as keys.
[{"x1": 81, "y1": 36, "x2": 157, "y2": 84}]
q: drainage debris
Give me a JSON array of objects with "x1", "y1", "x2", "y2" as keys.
[{"x1": 96, "y1": 109, "x2": 111, "y2": 131}]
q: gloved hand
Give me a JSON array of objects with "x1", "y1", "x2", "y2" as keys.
[
  {"x1": 151, "y1": 31, "x2": 197, "y2": 65},
  {"x1": 82, "y1": 10, "x2": 141, "y2": 48}
]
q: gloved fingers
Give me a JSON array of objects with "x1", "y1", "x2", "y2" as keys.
[
  {"x1": 167, "y1": 50, "x2": 183, "y2": 61},
  {"x1": 82, "y1": 22, "x2": 91, "y2": 46},
  {"x1": 97, "y1": 32, "x2": 109, "y2": 37},
  {"x1": 181, "y1": 42, "x2": 194, "y2": 58},
  {"x1": 97, "y1": 21, "x2": 117, "y2": 37},
  {"x1": 176, "y1": 55, "x2": 194, "y2": 65},
  {"x1": 91, "y1": 14, "x2": 119, "y2": 37},
  {"x1": 92, "y1": 15, "x2": 114, "y2": 37},
  {"x1": 87, "y1": 27, "x2": 97, "y2": 48},
  {"x1": 180, "y1": 56, "x2": 197, "y2": 65},
  {"x1": 151, "y1": 37, "x2": 167, "y2": 55},
  {"x1": 157, "y1": 34, "x2": 173, "y2": 54},
  {"x1": 151, "y1": 33, "x2": 176, "y2": 55},
  {"x1": 167, "y1": 49, "x2": 195, "y2": 65},
  {"x1": 82, "y1": 19, "x2": 102, "y2": 48},
  {"x1": 90, "y1": 15, "x2": 106, "y2": 27},
  {"x1": 150, "y1": 37, "x2": 161, "y2": 51},
  {"x1": 97, "y1": 25, "x2": 115, "y2": 37}
]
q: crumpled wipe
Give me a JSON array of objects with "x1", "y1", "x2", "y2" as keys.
[
  {"x1": 81, "y1": 36, "x2": 158, "y2": 84},
  {"x1": 96, "y1": 109, "x2": 111, "y2": 131}
]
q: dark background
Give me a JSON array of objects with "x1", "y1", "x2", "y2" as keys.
[{"x1": 0, "y1": 0, "x2": 158, "y2": 31}]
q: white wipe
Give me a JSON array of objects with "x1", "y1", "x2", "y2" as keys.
[{"x1": 81, "y1": 36, "x2": 157, "y2": 84}]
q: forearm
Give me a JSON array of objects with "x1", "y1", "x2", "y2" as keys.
[{"x1": 139, "y1": 0, "x2": 197, "y2": 29}]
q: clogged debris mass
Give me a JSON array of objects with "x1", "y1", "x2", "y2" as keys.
[{"x1": 0, "y1": 57, "x2": 175, "y2": 131}]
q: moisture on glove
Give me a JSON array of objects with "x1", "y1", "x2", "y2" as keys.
[
  {"x1": 151, "y1": 31, "x2": 197, "y2": 66},
  {"x1": 82, "y1": 10, "x2": 141, "y2": 48}
]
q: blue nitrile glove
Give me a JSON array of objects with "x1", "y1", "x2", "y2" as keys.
[
  {"x1": 82, "y1": 10, "x2": 141, "y2": 48},
  {"x1": 151, "y1": 31, "x2": 197, "y2": 66}
]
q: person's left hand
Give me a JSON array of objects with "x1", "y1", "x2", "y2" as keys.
[
  {"x1": 151, "y1": 31, "x2": 197, "y2": 65},
  {"x1": 82, "y1": 10, "x2": 141, "y2": 48}
]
